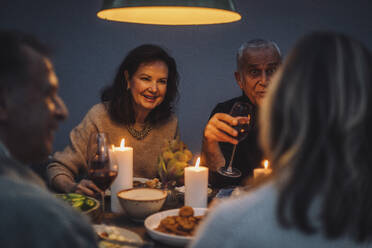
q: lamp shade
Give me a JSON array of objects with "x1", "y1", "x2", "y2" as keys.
[{"x1": 97, "y1": 0, "x2": 241, "y2": 25}]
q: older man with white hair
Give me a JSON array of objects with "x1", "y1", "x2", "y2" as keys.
[{"x1": 201, "y1": 39, "x2": 282, "y2": 187}]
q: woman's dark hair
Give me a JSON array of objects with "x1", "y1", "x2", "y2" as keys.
[
  {"x1": 259, "y1": 32, "x2": 372, "y2": 242},
  {"x1": 101, "y1": 44, "x2": 179, "y2": 125}
]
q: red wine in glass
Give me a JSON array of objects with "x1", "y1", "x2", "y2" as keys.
[
  {"x1": 88, "y1": 160, "x2": 118, "y2": 191},
  {"x1": 217, "y1": 102, "x2": 252, "y2": 178},
  {"x1": 234, "y1": 117, "x2": 250, "y2": 141},
  {"x1": 87, "y1": 133, "x2": 117, "y2": 212}
]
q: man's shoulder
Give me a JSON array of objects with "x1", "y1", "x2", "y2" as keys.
[
  {"x1": 219, "y1": 96, "x2": 243, "y2": 106},
  {"x1": 0, "y1": 176, "x2": 97, "y2": 247},
  {"x1": 0, "y1": 176, "x2": 56, "y2": 215},
  {"x1": 211, "y1": 96, "x2": 243, "y2": 115},
  {"x1": 0, "y1": 175, "x2": 56, "y2": 204},
  {"x1": 0, "y1": 157, "x2": 46, "y2": 187}
]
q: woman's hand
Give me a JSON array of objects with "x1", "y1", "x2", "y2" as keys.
[
  {"x1": 52, "y1": 175, "x2": 103, "y2": 197},
  {"x1": 71, "y1": 179, "x2": 103, "y2": 196}
]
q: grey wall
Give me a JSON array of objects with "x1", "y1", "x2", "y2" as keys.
[{"x1": 1, "y1": 0, "x2": 372, "y2": 156}]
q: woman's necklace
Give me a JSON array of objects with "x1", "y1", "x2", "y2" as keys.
[{"x1": 126, "y1": 123, "x2": 152, "y2": 140}]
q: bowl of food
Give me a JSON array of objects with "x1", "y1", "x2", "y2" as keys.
[
  {"x1": 56, "y1": 193, "x2": 100, "y2": 221},
  {"x1": 117, "y1": 188, "x2": 167, "y2": 221}
]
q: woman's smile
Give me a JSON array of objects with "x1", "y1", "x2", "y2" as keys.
[{"x1": 126, "y1": 60, "x2": 168, "y2": 119}]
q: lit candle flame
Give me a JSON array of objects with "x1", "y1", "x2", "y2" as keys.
[
  {"x1": 120, "y1": 138, "x2": 125, "y2": 148},
  {"x1": 263, "y1": 160, "x2": 269, "y2": 169},
  {"x1": 195, "y1": 157, "x2": 200, "y2": 169}
]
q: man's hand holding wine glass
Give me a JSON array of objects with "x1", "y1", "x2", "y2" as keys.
[
  {"x1": 201, "y1": 103, "x2": 251, "y2": 173},
  {"x1": 204, "y1": 113, "x2": 241, "y2": 145}
]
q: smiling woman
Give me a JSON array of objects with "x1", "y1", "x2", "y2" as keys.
[
  {"x1": 125, "y1": 60, "x2": 168, "y2": 123},
  {"x1": 47, "y1": 44, "x2": 180, "y2": 196}
]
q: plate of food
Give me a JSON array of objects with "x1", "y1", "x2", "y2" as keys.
[
  {"x1": 133, "y1": 177, "x2": 161, "y2": 189},
  {"x1": 106, "y1": 177, "x2": 161, "y2": 196},
  {"x1": 144, "y1": 206, "x2": 208, "y2": 247},
  {"x1": 94, "y1": 224, "x2": 143, "y2": 248},
  {"x1": 174, "y1": 186, "x2": 213, "y2": 196}
]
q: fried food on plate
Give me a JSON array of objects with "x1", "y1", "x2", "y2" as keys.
[
  {"x1": 155, "y1": 206, "x2": 204, "y2": 236},
  {"x1": 179, "y1": 206, "x2": 193, "y2": 217},
  {"x1": 133, "y1": 178, "x2": 160, "y2": 189}
]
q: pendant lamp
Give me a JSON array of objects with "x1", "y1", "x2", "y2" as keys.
[{"x1": 97, "y1": 0, "x2": 241, "y2": 25}]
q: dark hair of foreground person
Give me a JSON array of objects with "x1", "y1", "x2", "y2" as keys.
[{"x1": 260, "y1": 31, "x2": 372, "y2": 242}]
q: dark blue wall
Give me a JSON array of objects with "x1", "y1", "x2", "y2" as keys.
[{"x1": 1, "y1": 0, "x2": 372, "y2": 156}]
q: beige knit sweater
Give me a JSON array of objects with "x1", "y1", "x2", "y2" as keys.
[{"x1": 47, "y1": 103, "x2": 179, "y2": 185}]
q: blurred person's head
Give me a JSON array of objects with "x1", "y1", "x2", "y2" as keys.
[
  {"x1": 0, "y1": 30, "x2": 68, "y2": 164},
  {"x1": 101, "y1": 44, "x2": 179, "y2": 125},
  {"x1": 260, "y1": 31, "x2": 372, "y2": 242},
  {"x1": 235, "y1": 39, "x2": 281, "y2": 106}
]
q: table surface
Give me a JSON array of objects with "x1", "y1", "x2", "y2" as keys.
[
  {"x1": 91, "y1": 185, "x2": 234, "y2": 248},
  {"x1": 94, "y1": 194, "x2": 195, "y2": 248},
  {"x1": 98, "y1": 211, "x2": 179, "y2": 248}
]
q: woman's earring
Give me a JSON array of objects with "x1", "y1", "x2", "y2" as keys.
[{"x1": 126, "y1": 81, "x2": 130, "y2": 91}]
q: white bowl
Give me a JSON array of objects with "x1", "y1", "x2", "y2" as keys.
[{"x1": 117, "y1": 188, "x2": 167, "y2": 221}]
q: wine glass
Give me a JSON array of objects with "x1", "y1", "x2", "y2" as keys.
[
  {"x1": 217, "y1": 102, "x2": 253, "y2": 178},
  {"x1": 87, "y1": 132, "x2": 118, "y2": 212}
]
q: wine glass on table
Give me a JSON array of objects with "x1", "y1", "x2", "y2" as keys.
[
  {"x1": 87, "y1": 133, "x2": 118, "y2": 212},
  {"x1": 217, "y1": 102, "x2": 253, "y2": 178}
]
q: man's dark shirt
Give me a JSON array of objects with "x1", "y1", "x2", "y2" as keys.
[{"x1": 208, "y1": 94, "x2": 263, "y2": 188}]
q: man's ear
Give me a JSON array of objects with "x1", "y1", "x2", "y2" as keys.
[{"x1": 234, "y1": 71, "x2": 243, "y2": 90}]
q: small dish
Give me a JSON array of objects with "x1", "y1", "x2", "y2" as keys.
[
  {"x1": 56, "y1": 193, "x2": 100, "y2": 220},
  {"x1": 117, "y1": 188, "x2": 167, "y2": 221},
  {"x1": 174, "y1": 186, "x2": 213, "y2": 196},
  {"x1": 133, "y1": 177, "x2": 161, "y2": 188},
  {"x1": 94, "y1": 224, "x2": 142, "y2": 248}
]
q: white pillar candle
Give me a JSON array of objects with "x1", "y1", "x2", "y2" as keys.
[
  {"x1": 185, "y1": 157, "x2": 208, "y2": 208},
  {"x1": 253, "y1": 160, "x2": 272, "y2": 179},
  {"x1": 109, "y1": 138, "x2": 133, "y2": 213}
]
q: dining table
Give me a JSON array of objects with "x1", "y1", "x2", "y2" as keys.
[
  {"x1": 86, "y1": 178, "x2": 255, "y2": 248},
  {"x1": 93, "y1": 189, "x2": 218, "y2": 248}
]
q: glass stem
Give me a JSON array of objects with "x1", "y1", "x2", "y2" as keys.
[
  {"x1": 101, "y1": 192, "x2": 105, "y2": 213},
  {"x1": 226, "y1": 144, "x2": 237, "y2": 172}
]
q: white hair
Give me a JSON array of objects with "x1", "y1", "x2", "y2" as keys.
[{"x1": 237, "y1": 39, "x2": 282, "y2": 71}]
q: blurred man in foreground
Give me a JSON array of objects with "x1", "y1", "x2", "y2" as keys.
[
  {"x1": 0, "y1": 30, "x2": 97, "y2": 248},
  {"x1": 201, "y1": 39, "x2": 281, "y2": 187}
]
